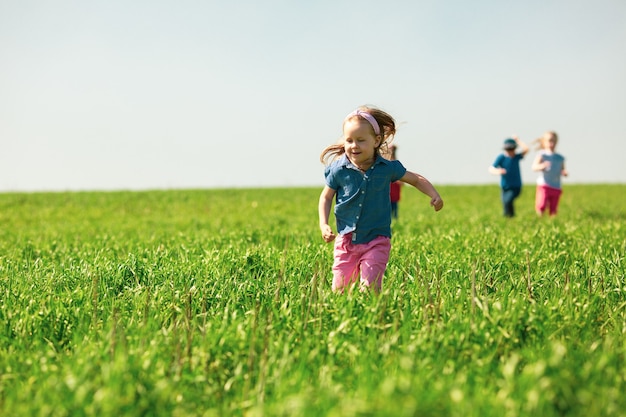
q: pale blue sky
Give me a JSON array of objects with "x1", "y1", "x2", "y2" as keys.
[{"x1": 1, "y1": 0, "x2": 625, "y2": 191}]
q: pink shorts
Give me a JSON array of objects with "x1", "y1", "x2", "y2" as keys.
[
  {"x1": 332, "y1": 234, "x2": 391, "y2": 292},
  {"x1": 535, "y1": 184, "x2": 563, "y2": 215}
]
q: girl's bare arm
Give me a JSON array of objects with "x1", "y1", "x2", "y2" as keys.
[
  {"x1": 400, "y1": 171, "x2": 444, "y2": 211},
  {"x1": 318, "y1": 186, "x2": 337, "y2": 242}
]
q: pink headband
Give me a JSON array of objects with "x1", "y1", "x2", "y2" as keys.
[{"x1": 345, "y1": 109, "x2": 381, "y2": 136}]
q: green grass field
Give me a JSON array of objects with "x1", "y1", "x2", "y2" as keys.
[{"x1": 0, "y1": 184, "x2": 624, "y2": 416}]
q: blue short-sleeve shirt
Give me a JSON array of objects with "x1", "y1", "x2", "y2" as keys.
[
  {"x1": 492, "y1": 153, "x2": 524, "y2": 189},
  {"x1": 325, "y1": 155, "x2": 407, "y2": 244},
  {"x1": 536, "y1": 151, "x2": 565, "y2": 189}
]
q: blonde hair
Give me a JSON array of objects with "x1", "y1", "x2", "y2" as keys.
[
  {"x1": 320, "y1": 105, "x2": 397, "y2": 165},
  {"x1": 533, "y1": 130, "x2": 558, "y2": 151}
]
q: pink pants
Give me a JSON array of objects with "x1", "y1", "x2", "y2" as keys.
[
  {"x1": 332, "y1": 234, "x2": 391, "y2": 292},
  {"x1": 535, "y1": 185, "x2": 563, "y2": 216}
]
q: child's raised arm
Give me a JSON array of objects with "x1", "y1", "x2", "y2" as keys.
[{"x1": 513, "y1": 135, "x2": 529, "y2": 156}]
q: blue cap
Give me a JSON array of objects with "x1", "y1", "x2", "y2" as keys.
[{"x1": 503, "y1": 138, "x2": 517, "y2": 150}]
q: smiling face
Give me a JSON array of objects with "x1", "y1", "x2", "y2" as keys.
[{"x1": 342, "y1": 118, "x2": 382, "y2": 171}]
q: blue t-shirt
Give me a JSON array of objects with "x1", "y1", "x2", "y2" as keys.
[
  {"x1": 325, "y1": 154, "x2": 407, "y2": 244},
  {"x1": 492, "y1": 153, "x2": 524, "y2": 189},
  {"x1": 536, "y1": 151, "x2": 565, "y2": 189}
]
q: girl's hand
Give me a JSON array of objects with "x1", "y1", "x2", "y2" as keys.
[
  {"x1": 430, "y1": 195, "x2": 444, "y2": 211},
  {"x1": 320, "y1": 224, "x2": 336, "y2": 243}
]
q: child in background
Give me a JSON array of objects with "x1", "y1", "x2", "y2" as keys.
[
  {"x1": 489, "y1": 136, "x2": 529, "y2": 217},
  {"x1": 318, "y1": 106, "x2": 444, "y2": 293},
  {"x1": 532, "y1": 131, "x2": 568, "y2": 216},
  {"x1": 388, "y1": 144, "x2": 402, "y2": 220}
]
